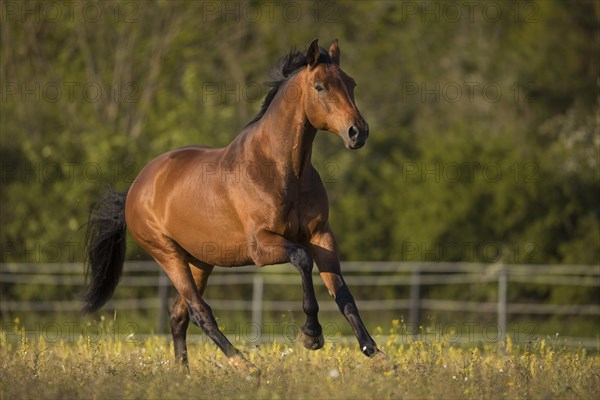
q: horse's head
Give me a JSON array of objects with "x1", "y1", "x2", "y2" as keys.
[{"x1": 301, "y1": 39, "x2": 369, "y2": 150}]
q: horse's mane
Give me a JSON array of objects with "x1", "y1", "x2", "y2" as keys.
[{"x1": 246, "y1": 47, "x2": 332, "y2": 126}]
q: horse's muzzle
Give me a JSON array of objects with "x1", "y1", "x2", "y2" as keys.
[{"x1": 346, "y1": 124, "x2": 369, "y2": 150}]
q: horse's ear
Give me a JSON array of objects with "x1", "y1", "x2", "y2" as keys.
[
  {"x1": 306, "y1": 39, "x2": 320, "y2": 69},
  {"x1": 328, "y1": 39, "x2": 340, "y2": 65}
]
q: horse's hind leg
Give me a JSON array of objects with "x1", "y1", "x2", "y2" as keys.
[
  {"x1": 169, "y1": 260, "x2": 214, "y2": 368},
  {"x1": 169, "y1": 296, "x2": 189, "y2": 367},
  {"x1": 150, "y1": 240, "x2": 256, "y2": 373}
]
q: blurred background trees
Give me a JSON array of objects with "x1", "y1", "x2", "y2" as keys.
[{"x1": 1, "y1": 0, "x2": 598, "y2": 265}]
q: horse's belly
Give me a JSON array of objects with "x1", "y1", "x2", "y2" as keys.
[{"x1": 171, "y1": 220, "x2": 253, "y2": 267}]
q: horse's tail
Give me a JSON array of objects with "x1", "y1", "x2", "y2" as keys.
[{"x1": 81, "y1": 188, "x2": 128, "y2": 314}]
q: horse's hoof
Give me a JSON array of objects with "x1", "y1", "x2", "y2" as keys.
[
  {"x1": 299, "y1": 330, "x2": 324, "y2": 350},
  {"x1": 368, "y1": 350, "x2": 395, "y2": 373},
  {"x1": 228, "y1": 354, "x2": 261, "y2": 377}
]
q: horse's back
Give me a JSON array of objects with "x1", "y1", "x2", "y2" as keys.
[{"x1": 127, "y1": 145, "x2": 221, "y2": 202}]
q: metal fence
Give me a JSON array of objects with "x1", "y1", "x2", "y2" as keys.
[{"x1": 1, "y1": 261, "x2": 599, "y2": 348}]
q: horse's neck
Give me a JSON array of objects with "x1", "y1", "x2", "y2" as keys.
[{"x1": 237, "y1": 79, "x2": 317, "y2": 180}]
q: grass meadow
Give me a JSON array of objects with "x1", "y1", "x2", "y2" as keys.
[{"x1": 1, "y1": 318, "x2": 599, "y2": 400}]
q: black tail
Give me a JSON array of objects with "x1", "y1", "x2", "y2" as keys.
[{"x1": 82, "y1": 188, "x2": 128, "y2": 314}]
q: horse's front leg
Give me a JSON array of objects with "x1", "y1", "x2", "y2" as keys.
[
  {"x1": 310, "y1": 228, "x2": 379, "y2": 357},
  {"x1": 251, "y1": 230, "x2": 323, "y2": 350}
]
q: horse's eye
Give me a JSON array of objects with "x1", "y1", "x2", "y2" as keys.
[{"x1": 314, "y1": 83, "x2": 325, "y2": 92}]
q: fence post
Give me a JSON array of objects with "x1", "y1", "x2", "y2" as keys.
[
  {"x1": 497, "y1": 266, "x2": 508, "y2": 354},
  {"x1": 252, "y1": 274, "x2": 264, "y2": 340},
  {"x1": 157, "y1": 272, "x2": 169, "y2": 334},
  {"x1": 409, "y1": 265, "x2": 422, "y2": 339}
]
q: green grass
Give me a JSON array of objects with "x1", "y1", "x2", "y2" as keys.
[{"x1": 1, "y1": 322, "x2": 599, "y2": 399}]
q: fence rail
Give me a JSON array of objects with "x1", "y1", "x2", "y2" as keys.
[{"x1": 1, "y1": 261, "x2": 599, "y2": 348}]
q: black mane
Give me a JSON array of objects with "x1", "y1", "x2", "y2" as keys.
[{"x1": 246, "y1": 47, "x2": 332, "y2": 126}]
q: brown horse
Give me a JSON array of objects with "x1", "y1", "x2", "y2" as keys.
[{"x1": 83, "y1": 39, "x2": 381, "y2": 371}]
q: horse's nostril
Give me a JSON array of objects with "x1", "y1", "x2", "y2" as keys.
[{"x1": 348, "y1": 126, "x2": 359, "y2": 140}]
